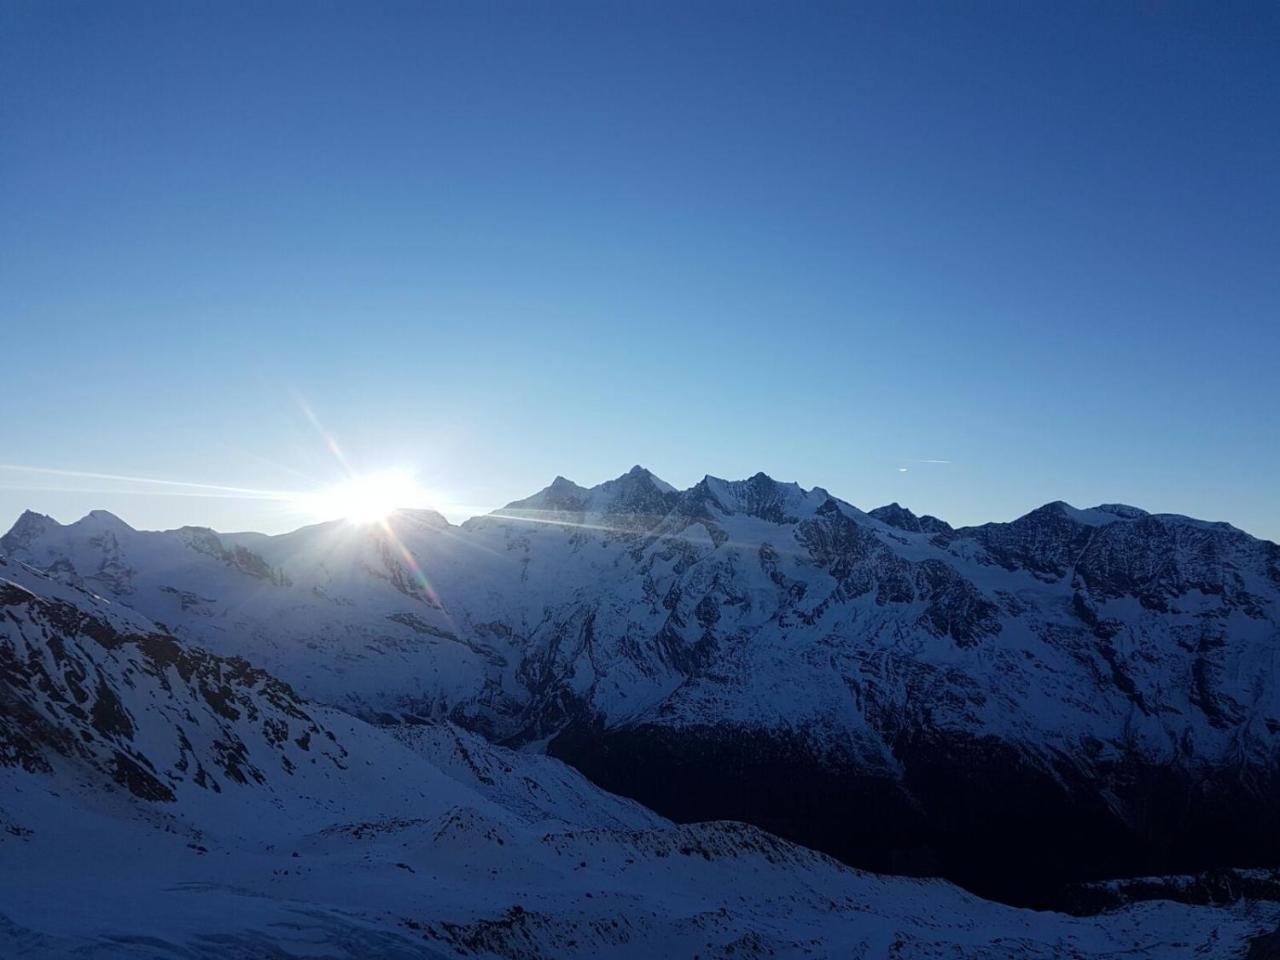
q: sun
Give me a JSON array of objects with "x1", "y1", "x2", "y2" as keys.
[{"x1": 299, "y1": 469, "x2": 424, "y2": 525}]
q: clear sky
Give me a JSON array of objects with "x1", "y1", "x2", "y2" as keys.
[{"x1": 2, "y1": 1, "x2": 1277, "y2": 540}]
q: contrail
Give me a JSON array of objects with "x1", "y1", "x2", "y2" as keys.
[{"x1": 0, "y1": 464, "x2": 297, "y2": 501}]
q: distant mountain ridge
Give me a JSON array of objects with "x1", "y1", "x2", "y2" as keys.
[{"x1": 4, "y1": 466, "x2": 1278, "y2": 906}]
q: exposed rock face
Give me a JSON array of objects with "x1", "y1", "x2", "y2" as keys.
[
  {"x1": 5, "y1": 469, "x2": 1279, "y2": 905},
  {"x1": 0, "y1": 557, "x2": 343, "y2": 802},
  {"x1": 869, "y1": 501, "x2": 953, "y2": 535},
  {"x1": 1064, "y1": 867, "x2": 1280, "y2": 914}
]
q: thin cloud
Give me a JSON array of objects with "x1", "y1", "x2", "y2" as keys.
[{"x1": 0, "y1": 463, "x2": 294, "y2": 500}]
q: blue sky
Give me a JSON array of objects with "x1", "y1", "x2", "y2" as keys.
[{"x1": 2, "y1": 1, "x2": 1277, "y2": 539}]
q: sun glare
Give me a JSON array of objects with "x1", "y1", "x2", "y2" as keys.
[{"x1": 299, "y1": 470, "x2": 423, "y2": 525}]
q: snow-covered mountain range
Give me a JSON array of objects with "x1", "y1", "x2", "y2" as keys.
[
  {"x1": 5, "y1": 552, "x2": 1280, "y2": 958},
  {"x1": 4, "y1": 466, "x2": 1278, "y2": 907}
]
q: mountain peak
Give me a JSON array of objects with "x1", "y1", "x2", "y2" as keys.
[
  {"x1": 1030, "y1": 501, "x2": 1129, "y2": 528},
  {"x1": 615, "y1": 465, "x2": 676, "y2": 493},
  {"x1": 76, "y1": 509, "x2": 135, "y2": 531},
  {"x1": 1, "y1": 509, "x2": 60, "y2": 553},
  {"x1": 592, "y1": 467, "x2": 678, "y2": 520},
  {"x1": 11, "y1": 508, "x2": 55, "y2": 530},
  {"x1": 391, "y1": 507, "x2": 453, "y2": 529},
  {"x1": 495, "y1": 467, "x2": 678, "y2": 530},
  {"x1": 1093, "y1": 503, "x2": 1149, "y2": 519},
  {"x1": 693, "y1": 472, "x2": 820, "y2": 525},
  {"x1": 499, "y1": 476, "x2": 589, "y2": 516},
  {"x1": 869, "y1": 502, "x2": 918, "y2": 526},
  {"x1": 869, "y1": 502, "x2": 953, "y2": 535}
]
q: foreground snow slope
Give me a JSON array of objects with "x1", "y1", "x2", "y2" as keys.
[
  {"x1": 2, "y1": 556, "x2": 1278, "y2": 959},
  {"x1": 5, "y1": 466, "x2": 1279, "y2": 901}
]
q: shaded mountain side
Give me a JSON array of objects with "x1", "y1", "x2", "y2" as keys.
[
  {"x1": 1063, "y1": 867, "x2": 1280, "y2": 915},
  {"x1": 548, "y1": 720, "x2": 1280, "y2": 909}
]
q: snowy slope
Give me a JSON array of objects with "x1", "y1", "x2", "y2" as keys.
[
  {"x1": 0, "y1": 507, "x2": 511, "y2": 720},
  {"x1": 5, "y1": 466, "x2": 1279, "y2": 901},
  {"x1": 3, "y1": 555, "x2": 1279, "y2": 959}
]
